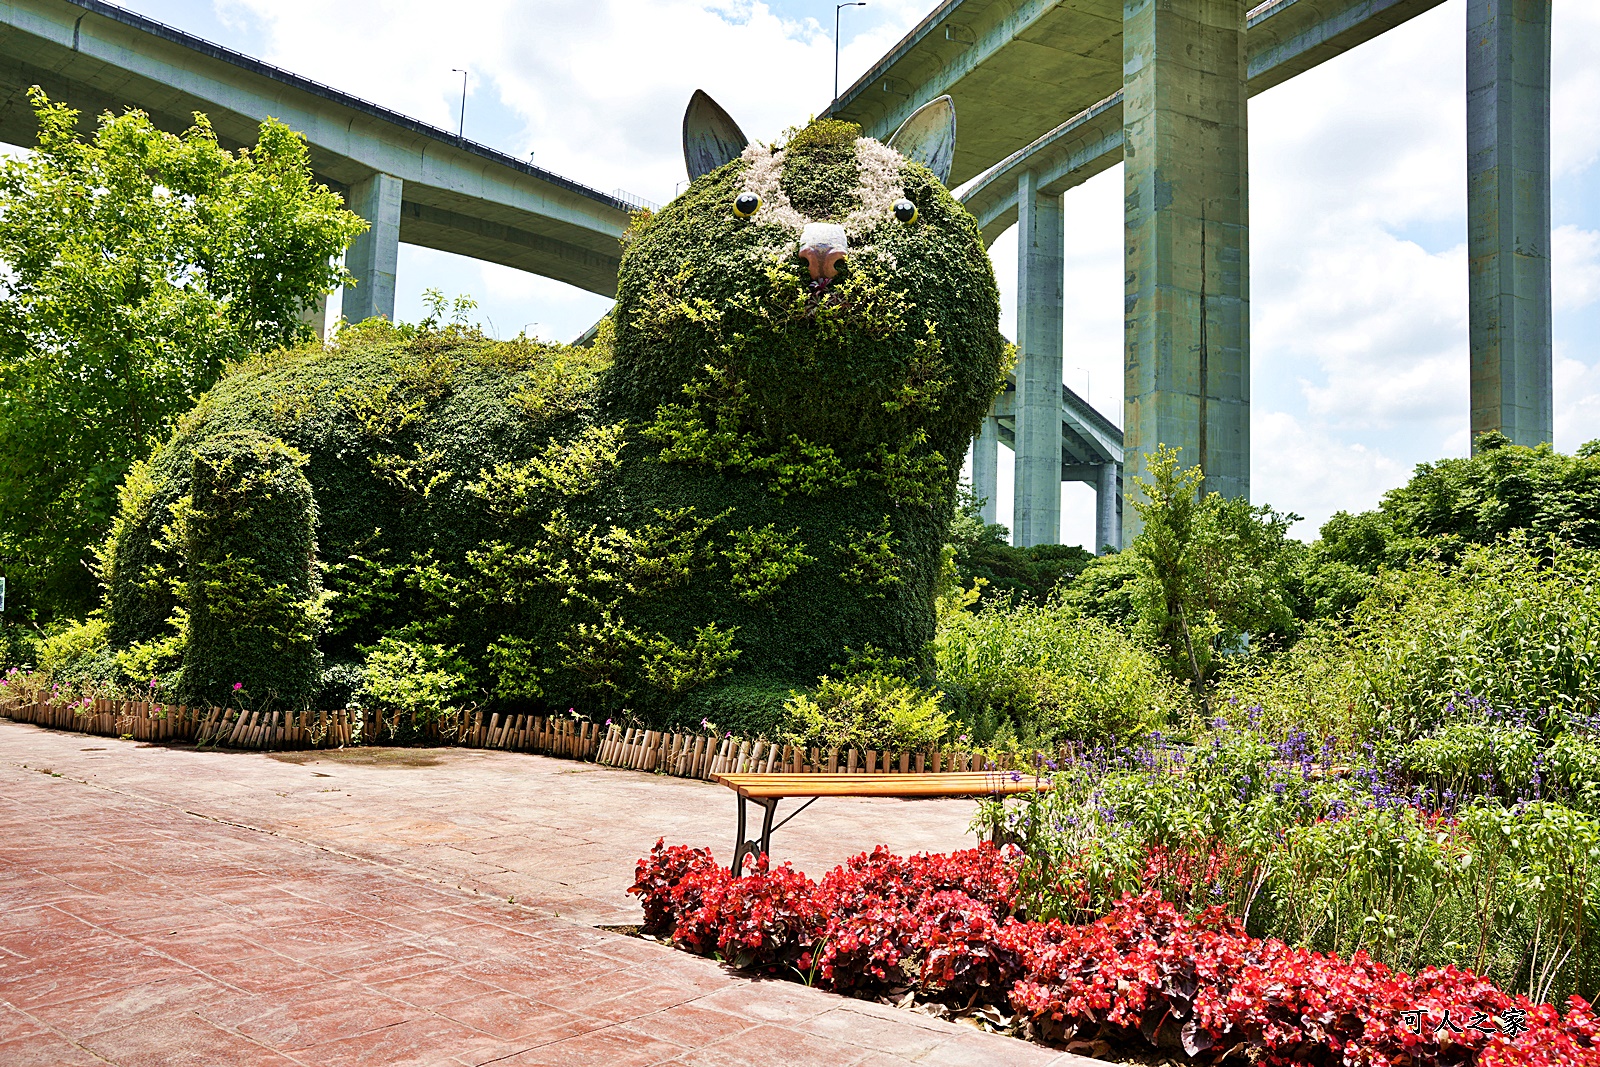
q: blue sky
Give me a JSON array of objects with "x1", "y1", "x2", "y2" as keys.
[{"x1": 39, "y1": 1, "x2": 1600, "y2": 548}]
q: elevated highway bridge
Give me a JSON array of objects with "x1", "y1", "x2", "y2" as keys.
[
  {"x1": 831, "y1": 0, "x2": 1553, "y2": 549},
  {"x1": 0, "y1": 0, "x2": 1554, "y2": 553},
  {"x1": 0, "y1": 0, "x2": 631, "y2": 323}
]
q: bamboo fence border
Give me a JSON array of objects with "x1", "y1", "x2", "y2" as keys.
[{"x1": 0, "y1": 696, "x2": 1045, "y2": 780}]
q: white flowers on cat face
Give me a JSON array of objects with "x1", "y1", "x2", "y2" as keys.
[{"x1": 733, "y1": 136, "x2": 915, "y2": 272}]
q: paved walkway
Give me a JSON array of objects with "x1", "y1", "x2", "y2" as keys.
[{"x1": 0, "y1": 720, "x2": 1100, "y2": 1066}]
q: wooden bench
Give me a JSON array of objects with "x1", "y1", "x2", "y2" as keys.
[{"x1": 711, "y1": 771, "x2": 1052, "y2": 876}]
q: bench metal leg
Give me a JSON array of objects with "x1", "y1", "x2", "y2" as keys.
[{"x1": 730, "y1": 795, "x2": 778, "y2": 878}]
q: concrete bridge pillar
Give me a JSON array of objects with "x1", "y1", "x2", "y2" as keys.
[
  {"x1": 1468, "y1": 0, "x2": 1552, "y2": 448},
  {"x1": 297, "y1": 291, "x2": 328, "y2": 342},
  {"x1": 1122, "y1": 0, "x2": 1250, "y2": 536},
  {"x1": 971, "y1": 415, "x2": 1000, "y2": 525},
  {"x1": 1013, "y1": 171, "x2": 1064, "y2": 548},
  {"x1": 1094, "y1": 461, "x2": 1121, "y2": 555},
  {"x1": 343, "y1": 172, "x2": 403, "y2": 323}
]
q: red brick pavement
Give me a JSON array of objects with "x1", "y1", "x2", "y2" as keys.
[{"x1": 0, "y1": 720, "x2": 1103, "y2": 1066}]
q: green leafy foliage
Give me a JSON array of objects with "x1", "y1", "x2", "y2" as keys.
[
  {"x1": 783, "y1": 667, "x2": 952, "y2": 752},
  {"x1": 934, "y1": 597, "x2": 1185, "y2": 749},
  {"x1": 1127, "y1": 445, "x2": 1301, "y2": 705},
  {"x1": 1221, "y1": 537, "x2": 1600, "y2": 743},
  {"x1": 724, "y1": 525, "x2": 813, "y2": 604},
  {"x1": 92, "y1": 117, "x2": 1007, "y2": 724},
  {"x1": 357, "y1": 634, "x2": 472, "y2": 723},
  {"x1": 0, "y1": 90, "x2": 365, "y2": 625},
  {"x1": 835, "y1": 517, "x2": 904, "y2": 594},
  {"x1": 35, "y1": 617, "x2": 109, "y2": 676},
  {"x1": 179, "y1": 431, "x2": 324, "y2": 709},
  {"x1": 945, "y1": 487, "x2": 1094, "y2": 604},
  {"x1": 0, "y1": 621, "x2": 42, "y2": 672},
  {"x1": 1400, "y1": 718, "x2": 1600, "y2": 813},
  {"x1": 1384, "y1": 432, "x2": 1600, "y2": 554}
]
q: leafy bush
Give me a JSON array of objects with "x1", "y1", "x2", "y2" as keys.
[
  {"x1": 0, "y1": 622, "x2": 41, "y2": 672},
  {"x1": 945, "y1": 489, "x2": 1094, "y2": 603},
  {"x1": 1056, "y1": 549, "x2": 1142, "y2": 629},
  {"x1": 0, "y1": 90, "x2": 363, "y2": 626},
  {"x1": 34, "y1": 618, "x2": 109, "y2": 676},
  {"x1": 1382, "y1": 433, "x2": 1600, "y2": 556},
  {"x1": 356, "y1": 634, "x2": 472, "y2": 724},
  {"x1": 661, "y1": 673, "x2": 795, "y2": 737},
  {"x1": 1401, "y1": 714, "x2": 1600, "y2": 813},
  {"x1": 178, "y1": 431, "x2": 324, "y2": 710},
  {"x1": 783, "y1": 668, "x2": 951, "y2": 751},
  {"x1": 1221, "y1": 538, "x2": 1600, "y2": 742},
  {"x1": 934, "y1": 597, "x2": 1185, "y2": 748}
]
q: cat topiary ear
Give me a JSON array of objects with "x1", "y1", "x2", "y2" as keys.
[
  {"x1": 682, "y1": 90, "x2": 749, "y2": 181},
  {"x1": 886, "y1": 96, "x2": 955, "y2": 185}
]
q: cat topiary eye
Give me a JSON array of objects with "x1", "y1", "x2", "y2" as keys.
[
  {"x1": 892, "y1": 198, "x2": 918, "y2": 224},
  {"x1": 733, "y1": 192, "x2": 761, "y2": 218}
]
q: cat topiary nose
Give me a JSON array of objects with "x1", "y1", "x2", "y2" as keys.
[{"x1": 798, "y1": 223, "x2": 848, "y2": 282}]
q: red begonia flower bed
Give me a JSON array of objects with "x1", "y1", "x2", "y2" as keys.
[{"x1": 630, "y1": 841, "x2": 1600, "y2": 1066}]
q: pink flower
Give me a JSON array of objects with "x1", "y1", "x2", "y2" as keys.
[{"x1": 232, "y1": 682, "x2": 243, "y2": 691}]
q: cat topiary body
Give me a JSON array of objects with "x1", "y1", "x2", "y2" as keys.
[{"x1": 100, "y1": 105, "x2": 1006, "y2": 729}]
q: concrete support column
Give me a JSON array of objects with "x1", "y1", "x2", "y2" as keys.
[
  {"x1": 1123, "y1": 0, "x2": 1250, "y2": 536},
  {"x1": 1013, "y1": 171, "x2": 1064, "y2": 547},
  {"x1": 971, "y1": 415, "x2": 1000, "y2": 525},
  {"x1": 297, "y1": 291, "x2": 329, "y2": 341},
  {"x1": 343, "y1": 172, "x2": 403, "y2": 323},
  {"x1": 1468, "y1": 0, "x2": 1552, "y2": 448},
  {"x1": 1095, "y1": 462, "x2": 1121, "y2": 555}
]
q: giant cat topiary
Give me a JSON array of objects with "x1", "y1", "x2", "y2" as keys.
[{"x1": 99, "y1": 94, "x2": 1007, "y2": 730}]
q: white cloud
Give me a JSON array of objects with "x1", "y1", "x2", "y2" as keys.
[
  {"x1": 1552, "y1": 1, "x2": 1600, "y2": 178},
  {"x1": 217, "y1": 0, "x2": 933, "y2": 204},
  {"x1": 1554, "y1": 225, "x2": 1600, "y2": 311},
  {"x1": 1259, "y1": 229, "x2": 1469, "y2": 430},
  {"x1": 1253, "y1": 411, "x2": 1410, "y2": 535},
  {"x1": 1556, "y1": 352, "x2": 1600, "y2": 451}
]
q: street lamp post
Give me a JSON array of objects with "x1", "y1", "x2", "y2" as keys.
[
  {"x1": 451, "y1": 68, "x2": 468, "y2": 138},
  {"x1": 834, "y1": 3, "x2": 866, "y2": 104}
]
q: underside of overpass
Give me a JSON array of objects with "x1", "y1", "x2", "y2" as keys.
[
  {"x1": 0, "y1": 0, "x2": 631, "y2": 323},
  {"x1": 829, "y1": 0, "x2": 1554, "y2": 549}
]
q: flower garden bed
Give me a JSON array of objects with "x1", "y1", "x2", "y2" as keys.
[{"x1": 630, "y1": 841, "x2": 1600, "y2": 1066}]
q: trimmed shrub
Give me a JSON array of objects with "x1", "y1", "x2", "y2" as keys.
[
  {"x1": 97, "y1": 115, "x2": 1007, "y2": 723},
  {"x1": 178, "y1": 431, "x2": 323, "y2": 709}
]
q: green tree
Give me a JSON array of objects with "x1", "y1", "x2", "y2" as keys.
[
  {"x1": 945, "y1": 483, "x2": 1094, "y2": 604},
  {"x1": 1131, "y1": 444, "x2": 1300, "y2": 704},
  {"x1": 0, "y1": 89, "x2": 365, "y2": 626}
]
